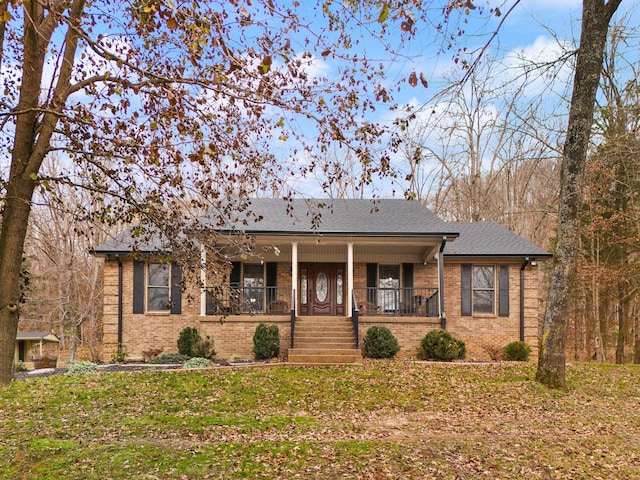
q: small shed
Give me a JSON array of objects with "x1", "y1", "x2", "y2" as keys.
[{"x1": 15, "y1": 331, "x2": 60, "y2": 365}]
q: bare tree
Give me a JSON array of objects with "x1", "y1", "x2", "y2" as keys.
[
  {"x1": 20, "y1": 157, "x2": 105, "y2": 363},
  {"x1": 398, "y1": 56, "x2": 561, "y2": 247},
  {"x1": 536, "y1": 0, "x2": 622, "y2": 389}
]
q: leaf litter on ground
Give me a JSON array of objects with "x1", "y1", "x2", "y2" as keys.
[{"x1": 1, "y1": 360, "x2": 640, "y2": 479}]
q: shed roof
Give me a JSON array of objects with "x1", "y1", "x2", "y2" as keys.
[{"x1": 16, "y1": 331, "x2": 60, "y2": 342}]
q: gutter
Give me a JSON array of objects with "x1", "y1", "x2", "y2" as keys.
[
  {"x1": 438, "y1": 236, "x2": 447, "y2": 330},
  {"x1": 117, "y1": 255, "x2": 123, "y2": 351},
  {"x1": 520, "y1": 257, "x2": 530, "y2": 342}
]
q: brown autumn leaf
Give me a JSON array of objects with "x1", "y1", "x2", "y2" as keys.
[{"x1": 408, "y1": 71, "x2": 418, "y2": 87}]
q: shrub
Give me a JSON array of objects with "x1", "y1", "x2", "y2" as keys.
[
  {"x1": 483, "y1": 344, "x2": 505, "y2": 361},
  {"x1": 66, "y1": 361, "x2": 98, "y2": 375},
  {"x1": 253, "y1": 323, "x2": 280, "y2": 360},
  {"x1": 177, "y1": 327, "x2": 200, "y2": 356},
  {"x1": 183, "y1": 357, "x2": 213, "y2": 369},
  {"x1": 504, "y1": 341, "x2": 532, "y2": 362},
  {"x1": 149, "y1": 353, "x2": 191, "y2": 364},
  {"x1": 363, "y1": 326, "x2": 400, "y2": 359},
  {"x1": 111, "y1": 344, "x2": 128, "y2": 363},
  {"x1": 417, "y1": 329, "x2": 466, "y2": 361},
  {"x1": 14, "y1": 361, "x2": 28, "y2": 373},
  {"x1": 177, "y1": 327, "x2": 216, "y2": 359},
  {"x1": 192, "y1": 335, "x2": 216, "y2": 359},
  {"x1": 142, "y1": 347, "x2": 164, "y2": 363}
]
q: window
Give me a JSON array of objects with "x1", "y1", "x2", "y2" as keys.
[
  {"x1": 147, "y1": 263, "x2": 171, "y2": 311},
  {"x1": 472, "y1": 265, "x2": 495, "y2": 314},
  {"x1": 133, "y1": 261, "x2": 181, "y2": 314},
  {"x1": 461, "y1": 264, "x2": 508, "y2": 316},
  {"x1": 300, "y1": 269, "x2": 308, "y2": 305}
]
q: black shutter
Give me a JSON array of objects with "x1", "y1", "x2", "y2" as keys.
[
  {"x1": 133, "y1": 261, "x2": 145, "y2": 314},
  {"x1": 402, "y1": 263, "x2": 414, "y2": 311},
  {"x1": 402, "y1": 263, "x2": 414, "y2": 288},
  {"x1": 366, "y1": 263, "x2": 377, "y2": 304},
  {"x1": 461, "y1": 264, "x2": 472, "y2": 316},
  {"x1": 266, "y1": 262, "x2": 277, "y2": 304},
  {"x1": 230, "y1": 261, "x2": 241, "y2": 286},
  {"x1": 498, "y1": 264, "x2": 509, "y2": 317},
  {"x1": 170, "y1": 262, "x2": 182, "y2": 314}
]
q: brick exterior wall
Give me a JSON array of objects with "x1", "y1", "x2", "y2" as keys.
[{"x1": 101, "y1": 257, "x2": 542, "y2": 362}]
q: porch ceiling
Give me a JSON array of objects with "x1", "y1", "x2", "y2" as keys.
[{"x1": 248, "y1": 236, "x2": 442, "y2": 263}]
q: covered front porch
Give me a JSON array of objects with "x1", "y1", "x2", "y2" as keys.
[
  {"x1": 200, "y1": 235, "x2": 448, "y2": 360},
  {"x1": 201, "y1": 234, "x2": 448, "y2": 319}
]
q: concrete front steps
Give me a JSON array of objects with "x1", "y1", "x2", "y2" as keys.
[{"x1": 288, "y1": 316, "x2": 362, "y2": 364}]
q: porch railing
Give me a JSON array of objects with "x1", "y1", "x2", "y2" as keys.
[
  {"x1": 351, "y1": 290, "x2": 359, "y2": 348},
  {"x1": 353, "y1": 287, "x2": 438, "y2": 317},
  {"x1": 290, "y1": 288, "x2": 296, "y2": 348},
  {"x1": 205, "y1": 285, "x2": 292, "y2": 316}
]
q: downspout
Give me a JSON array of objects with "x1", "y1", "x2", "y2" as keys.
[
  {"x1": 520, "y1": 257, "x2": 530, "y2": 342},
  {"x1": 438, "y1": 236, "x2": 447, "y2": 330},
  {"x1": 117, "y1": 255, "x2": 123, "y2": 351}
]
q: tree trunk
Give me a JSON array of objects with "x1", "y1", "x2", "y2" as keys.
[
  {"x1": 634, "y1": 303, "x2": 640, "y2": 364},
  {"x1": 0, "y1": 1, "x2": 84, "y2": 386},
  {"x1": 536, "y1": 0, "x2": 621, "y2": 389},
  {"x1": 0, "y1": 178, "x2": 38, "y2": 384}
]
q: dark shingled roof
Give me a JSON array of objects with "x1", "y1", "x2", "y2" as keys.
[
  {"x1": 443, "y1": 222, "x2": 552, "y2": 258},
  {"x1": 91, "y1": 200, "x2": 551, "y2": 259},
  {"x1": 201, "y1": 198, "x2": 458, "y2": 236},
  {"x1": 91, "y1": 228, "x2": 171, "y2": 255}
]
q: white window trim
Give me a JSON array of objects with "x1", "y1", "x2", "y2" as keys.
[
  {"x1": 146, "y1": 262, "x2": 172, "y2": 313},
  {"x1": 472, "y1": 265, "x2": 496, "y2": 315}
]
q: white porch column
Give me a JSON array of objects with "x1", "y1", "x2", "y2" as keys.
[
  {"x1": 291, "y1": 242, "x2": 298, "y2": 313},
  {"x1": 347, "y1": 242, "x2": 354, "y2": 313},
  {"x1": 200, "y1": 244, "x2": 207, "y2": 316}
]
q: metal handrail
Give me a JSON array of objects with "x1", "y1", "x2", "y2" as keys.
[
  {"x1": 351, "y1": 290, "x2": 359, "y2": 349},
  {"x1": 290, "y1": 288, "x2": 296, "y2": 349}
]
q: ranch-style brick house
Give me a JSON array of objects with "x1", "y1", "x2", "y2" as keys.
[{"x1": 92, "y1": 199, "x2": 551, "y2": 363}]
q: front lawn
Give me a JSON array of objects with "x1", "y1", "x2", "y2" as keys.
[{"x1": 1, "y1": 361, "x2": 639, "y2": 479}]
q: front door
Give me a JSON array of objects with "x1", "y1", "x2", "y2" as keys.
[{"x1": 301, "y1": 263, "x2": 345, "y2": 316}]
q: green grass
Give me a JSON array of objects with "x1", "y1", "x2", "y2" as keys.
[{"x1": 2, "y1": 361, "x2": 640, "y2": 478}]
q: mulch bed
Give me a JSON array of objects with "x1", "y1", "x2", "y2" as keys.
[{"x1": 13, "y1": 359, "x2": 273, "y2": 382}]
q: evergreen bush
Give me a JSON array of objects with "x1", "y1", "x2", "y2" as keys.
[
  {"x1": 417, "y1": 329, "x2": 466, "y2": 361},
  {"x1": 253, "y1": 323, "x2": 280, "y2": 360},
  {"x1": 177, "y1": 327, "x2": 200, "y2": 356},
  {"x1": 177, "y1": 327, "x2": 216, "y2": 359},
  {"x1": 504, "y1": 341, "x2": 532, "y2": 361},
  {"x1": 363, "y1": 326, "x2": 400, "y2": 359}
]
